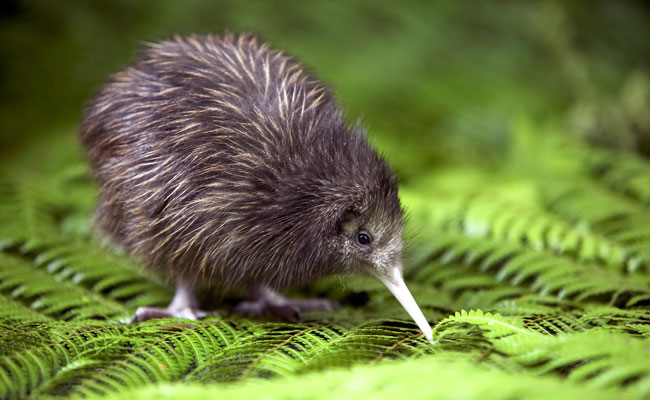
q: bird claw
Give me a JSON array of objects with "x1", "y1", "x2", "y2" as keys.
[
  {"x1": 233, "y1": 288, "x2": 341, "y2": 322},
  {"x1": 234, "y1": 301, "x2": 301, "y2": 322}
]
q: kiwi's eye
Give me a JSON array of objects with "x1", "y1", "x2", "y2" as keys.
[{"x1": 357, "y1": 232, "x2": 372, "y2": 246}]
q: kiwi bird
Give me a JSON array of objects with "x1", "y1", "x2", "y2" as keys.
[{"x1": 80, "y1": 33, "x2": 433, "y2": 342}]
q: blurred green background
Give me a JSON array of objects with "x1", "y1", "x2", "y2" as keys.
[{"x1": 2, "y1": 0, "x2": 649, "y2": 179}]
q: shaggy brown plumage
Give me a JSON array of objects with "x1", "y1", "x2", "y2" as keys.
[{"x1": 81, "y1": 34, "x2": 431, "y2": 342}]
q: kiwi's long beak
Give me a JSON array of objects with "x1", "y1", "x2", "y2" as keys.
[{"x1": 379, "y1": 267, "x2": 434, "y2": 343}]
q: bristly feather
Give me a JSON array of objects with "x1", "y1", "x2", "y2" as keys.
[{"x1": 80, "y1": 33, "x2": 402, "y2": 290}]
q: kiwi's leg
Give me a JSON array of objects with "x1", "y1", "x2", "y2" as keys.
[
  {"x1": 131, "y1": 281, "x2": 215, "y2": 322},
  {"x1": 233, "y1": 286, "x2": 340, "y2": 322}
]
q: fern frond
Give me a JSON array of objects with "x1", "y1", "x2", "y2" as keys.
[
  {"x1": 25, "y1": 240, "x2": 171, "y2": 310},
  {"x1": 0, "y1": 309, "x2": 435, "y2": 398},
  {"x1": 542, "y1": 180, "x2": 650, "y2": 273},
  {"x1": 585, "y1": 147, "x2": 650, "y2": 205},
  {"x1": 434, "y1": 309, "x2": 650, "y2": 396},
  {"x1": 0, "y1": 253, "x2": 130, "y2": 320},
  {"x1": 83, "y1": 355, "x2": 633, "y2": 400},
  {"x1": 418, "y1": 233, "x2": 650, "y2": 307},
  {"x1": 411, "y1": 191, "x2": 629, "y2": 269},
  {"x1": 71, "y1": 319, "x2": 259, "y2": 397}
]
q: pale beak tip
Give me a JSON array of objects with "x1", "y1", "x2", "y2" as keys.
[
  {"x1": 379, "y1": 267, "x2": 435, "y2": 345},
  {"x1": 421, "y1": 322, "x2": 434, "y2": 344}
]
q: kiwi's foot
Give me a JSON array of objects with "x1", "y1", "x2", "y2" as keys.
[
  {"x1": 233, "y1": 286, "x2": 340, "y2": 322},
  {"x1": 131, "y1": 306, "x2": 215, "y2": 322},
  {"x1": 130, "y1": 281, "x2": 216, "y2": 322}
]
